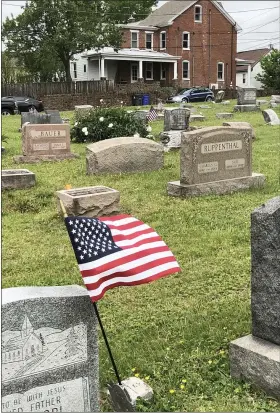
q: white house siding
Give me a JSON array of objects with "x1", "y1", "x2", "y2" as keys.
[
  {"x1": 236, "y1": 64, "x2": 265, "y2": 89},
  {"x1": 70, "y1": 55, "x2": 118, "y2": 81}
]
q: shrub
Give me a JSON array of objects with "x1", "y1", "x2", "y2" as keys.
[{"x1": 70, "y1": 107, "x2": 150, "y2": 143}]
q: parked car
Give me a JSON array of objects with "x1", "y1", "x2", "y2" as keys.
[
  {"x1": 167, "y1": 87, "x2": 214, "y2": 103},
  {"x1": 1, "y1": 96, "x2": 44, "y2": 113},
  {"x1": 1, "y1": 98, "x2": 18, "y2": 115}
]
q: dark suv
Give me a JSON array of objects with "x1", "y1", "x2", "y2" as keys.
[
  {"x1": 1, "y1": 96, "x2": 44, "y2": 113},
  {"x1": 1, "y1": 98, "x2": 18, "y2": 115},
  {"x1": 167, "y1": 87, "x2": 214, "y2": 103}
]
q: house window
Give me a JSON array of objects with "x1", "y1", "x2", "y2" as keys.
[
  {"x1": 160, "y1": 63, "x2": 166, "y2": 80},
  {"x1": 242, "y1": 73, "x2": 246, "y2": 84},
  {"x1": 145, "y1": 32, "x2": 153, "y2": 50},
  {"x1": 146, "y1": 62, "x2": 153, "y2": 80},
  {"x1": 131, "y1": 31, "x2": 139, "y2": 49},
  {"x1": 84, "y1": 64, "x2": 87, "y2": 73},
  {"x1": 182, "y1": 61, "x2": 190, "y2": 79},
  {"x1": 131, "y1": 63, "x2": 138, "y2": 82},
  {"x1": 182, "y1": 32, "x2": 190, "y2": 49},
  {"x1": 194, "y1": 5, "x2": 202, "y2": 22},
  {"x1": 217, "y1": 62, "x2": 224, "y2": 80},
  {"x1": 160, "y1": 31, "x2": 166, "y2": 49},
  {"x1": 73, "y1": 63, "x2": 77, "y2": 79}
]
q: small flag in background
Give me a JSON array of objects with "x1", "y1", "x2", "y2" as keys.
[
  {"x1": 147, "y1": 106, "x2": 158, "y2": 122},
  {"x1": 64, "y1": 214, "x2": 180, "y2": 302}
]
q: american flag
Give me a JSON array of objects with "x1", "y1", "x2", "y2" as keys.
[
  {"x1": 65, "y1": 214, "x2": 180, "y2": 302},
  {"x1": 147, "y1": 106, "x2": 158, "y2": 122}
]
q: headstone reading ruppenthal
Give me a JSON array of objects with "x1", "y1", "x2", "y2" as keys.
[
  {"x1": 234, "y1": 87, "x2": 260, "y2": 112},
  {"x1": 2, "y1": 285, "x2": 99, "y2": 412},
  {"x1": 86, "y1": 137, "x2": 164, "y2": 174},
  {"x1": 215, "y1": 90, "x2": 225, "y2": 103},
  {"x1": 14, "y1": 124, "x2": 79, "y2": 163},
  {"x1": 262, "y1": 109, "x2": 280, "y2": 126},
  {"x1": 56, "y1": 186, "x2": 120, "y2": 218},
  {"x1": 167, "y1": 126, "x2": 265, "y2": 198},
  {"x1": 230, "y1": 197, "x2": 280, "y2": 400},
  {"x1": 2, "y1": 169, "x2": 36, "y2": 190}
]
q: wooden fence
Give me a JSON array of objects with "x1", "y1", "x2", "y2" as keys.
[{"x1": 1, "y1": 80, "x2": 115, "y2": 97}]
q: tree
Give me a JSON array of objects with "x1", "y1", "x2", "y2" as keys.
[
  {"x1": 2, "y1": 0, "x2": 157, "y2": 82},
  {"x1": 255, "y1": 49, "x2": 280, "y2": 90},
  {"x1": 64, "y1": 327, "x2": 83, "y2": 359}
]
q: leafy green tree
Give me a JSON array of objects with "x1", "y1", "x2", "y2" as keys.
[
  {"x1": 2, "y1": 0, "x2": 157, "y2": 82},
  {"x1": 255, "y1": 49, "x2": 280, "y2": 90}
]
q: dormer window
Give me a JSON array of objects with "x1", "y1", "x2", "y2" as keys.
[
  {"x1": 194, "y1": 5, "x2": 202, "y2": 22},
  {"x1": 131, "y1": 31, "x2": 139, "y2": 49},
  {"x1": 145, "y1": 32, "x2": 153, "y2": 50}
]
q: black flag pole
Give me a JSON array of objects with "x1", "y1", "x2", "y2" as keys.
[{"x1": 60, "y1": 200, "x2": 122, "y2": 386}]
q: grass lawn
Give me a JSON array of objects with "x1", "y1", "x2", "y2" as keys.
[{"x1": 2, "y1": 100, "x2": 280, "y2": 412}]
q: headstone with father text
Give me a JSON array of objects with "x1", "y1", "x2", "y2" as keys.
[
  {"x1": 234, "y1": 87, "x2": 259, "y2": 112},
  {"x1": 167, "y1": 126, "x2": 265, "y2": 197},
  {"x1": 14, "y1": 124, "x2": 78, "y2": 163},
  {"x1": 2, "y1": 285, "x2": 99, "y2": 412}
]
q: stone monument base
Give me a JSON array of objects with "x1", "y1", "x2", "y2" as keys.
[
  {"x1": 2, "y1": 169, "x2": 36, "y2": 190},
  {"x1": 230, "y1": 335, "x2": 280, "y2": 400},
  {"x1": 233, "y1": 105, "x2": 260, "y2": 112},
  {"x1": 167, "y1": 173, "x2": 265, "y2": 197},
  {"x1": 14, "y1": 153, "x2": 79, "y2": 164}
]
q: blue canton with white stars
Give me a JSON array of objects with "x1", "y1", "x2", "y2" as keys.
[{"x1": 65, "y1": 217, "x2": 122, "y2": 265}]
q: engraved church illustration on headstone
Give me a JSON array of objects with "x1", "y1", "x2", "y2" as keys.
[{"x1": 2, "y1": 313, "x2": 87, "y2": 383}]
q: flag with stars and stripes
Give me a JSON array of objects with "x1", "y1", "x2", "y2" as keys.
[
  {"x1": 64, "y1": 214, "x2": 180, "y2": 302},
  {"x1": 147, "y1": 106, "x2": 158, "y2": 122}
]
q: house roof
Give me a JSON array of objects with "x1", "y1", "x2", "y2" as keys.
[
  {"x1": 4, "y1": 336, "x2": 29, "y2": 352},
  {"x1": 236, "y1": 48, "x2": 270, "y2": 72},
  {"x1": 82, "y1": 48, "x2": 181, "y2": 62},
  {"x1": 124, "y1": 0, "x2": 241, "y2": 31}
]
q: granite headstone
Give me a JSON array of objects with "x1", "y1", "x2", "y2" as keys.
[
  {"x1": 2, "y1": 285, "x2": 99, "y2": 412},
  {"x1": 262, "y1": 109, "x2": 280, "y2": 125},
  {"x1": 164, "y1": 108, "x2": 190, "y2": 131},
  {"x1": 215, "y1": 90, "x2": 225, "y2": 103}
]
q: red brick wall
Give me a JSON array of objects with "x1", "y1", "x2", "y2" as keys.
[{"x1": 121, "y1": 1, "x2": 237, "y2": 88}]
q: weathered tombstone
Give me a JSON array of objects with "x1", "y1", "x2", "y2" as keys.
[
  {"x1": 2, "y1": 169, "x2": 36, "y2": 190},
  {"x1": 199, "y1": 105, "x2": 211, "y2": 109},
  {"x1": 262, "y1": 109, "x2": 280, "y2": 126},
  {"x1": 2, "y1": 285, "x2": 99, "y2": 412},
  {"x1": 159, "y1": 131, "x2": 183, "y2": 152},
  {"x1": 270, "y1": 102, "x2": 278, "y2": 108},
  {"x1": 215, "y1": 90, "x2": 225, "y2": 103},
  {"x1": 216, "y1": 113, "x2": 233, "y2": 119},
  {"x1": 222, "y1": 121, "x2": 256, "y2": 140},
  {"x1": 74, "y1": 105, "x2": 93, "y2": 117},
  {"x1": 21, "y1": 113, "x2": 52, "y2": 127},
  {"x1": 156, "y1": 99, "x2": 164, "y2": 113},
  {"x1": 164, "y1": 108, "x2": 190, "y2": 131},
  {"x1": 234, "y1": 87, "x2": 259, "y2": 112},
  {"x1": 189, "y1": 114, "x2": 205, "y2": 122},
  {"x1": 56, "y1": 186, "x2": 120, "y2": 218},
  {"x1": 45, "y1": 109, "x2": 63, "y2": 124},
  {"x1": 256, "y1": 99, "x2": 268, "y2": 105},
  {"x1": 14, "y1": 124, "x2": 79, "y2": 163},
  {"x1": 86, "y1": 137, "x2": 164, "y2": 174},
  {"x1": 230, "y1": 197, "x2": 280, "y2": 400},
  {"x1": 167, "y1": 126, "x2": 265, "y2": 197}
]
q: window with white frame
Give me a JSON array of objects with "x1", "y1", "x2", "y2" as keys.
[
  {"x1": 146, "y1": 62, "x2": 153, "y2": 80},
  {"x1": 160, "y1": 63, "x2": 166, "y2": 80},
  {"x1": 182, "y1": 32, "x2": 190, "y2": 49},
  {"x1": 131, "y1": 31, "x2": 139, "y2": 49},
  {"x1": 242, "y1": 73, "x2": 246, "y2": 84},
  {"x1": 131, "y1": 63, "x2": 138, "y2": 82},
  {"x1": 160, "y1": 31, "x2": 166, "y2": 49},
  {"x1": 182, "y1": 61, "x2": 190, "y2": 79},
  {"x1": 145, "y1": 32, "x2": 153, "y2": 49},
  {"x1": 84, "y1": 64, "x2": 87, "y2": 73},
  {"x1": 73, "y1": 62, "x2": 77, "y2": 79},
  {"x1": 217, "y1": 62, "x2": 224, "y2": 80},
  {"x1": 194, "y1": 5, "x2": 202, "y2": 22}
]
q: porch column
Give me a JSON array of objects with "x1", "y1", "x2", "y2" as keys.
[
  {"x1": 173, "y1": 61, "x2": 178, "y2": 80},
  {"x1": 247, "y1": 64, "x2": 251, "y2": 87},
  {"x1": 138, "y1": 60, "x2": 143, "y2": 81},
  {"x1": 100, "y1": 57, "x2": 106, "y2": 80}
]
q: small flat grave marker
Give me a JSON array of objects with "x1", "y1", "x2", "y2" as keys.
[{"x1": 2, "y1": 169, "x2": 36, "y2": 190}]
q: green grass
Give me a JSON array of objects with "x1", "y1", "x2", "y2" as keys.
[{"x1": 2, "y1": 100, "x2": 280, "y2": 412}]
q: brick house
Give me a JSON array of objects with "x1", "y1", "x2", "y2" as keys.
[{"x1": 71, "y1": 0, "x2": 241, "y2": 88}]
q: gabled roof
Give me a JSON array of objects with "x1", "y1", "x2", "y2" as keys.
[
  {"x1": 126, "y1": 0, "x2": 241, "y2": 31},
  {"x1": 236, "y1": 48, "x2": 270, "y2": 72}
]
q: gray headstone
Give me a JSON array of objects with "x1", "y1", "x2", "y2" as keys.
[
  {"x1": 251, "y1": 197, "x2": 280, "y2": 345},
  {"x1": 216, "y1": 113, "x2": 234, "y2": 119},
  {"x1": 2, "y1": 169, "x2": 36, "y2": 190},
  {"x1": 45, "y1": 110, "x2": 63, "y2": 124},
  {"x1": 21, "y1": 113, "x2": 51, "y2": 127},
  {"x1": 1, "y1": 285, "x2": 99, "y2": 412},
  {"x1": 164, "y1": 109, "x2": 190, "y2": 131},
  {"x1": 160, "y1": 130, "x2": 183, "y2": 151},
  {"x1": 237, "y1": 87, "x2": 257, "y2": 105},
  {"x1": 262, "y1": 109, "x2": 280, "y2": 125},
  {"x1": 215, "y1": 90, "x2": 225, "y2": 103}
]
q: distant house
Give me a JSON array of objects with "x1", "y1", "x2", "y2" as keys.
[
  {"x1": 71, "y1": 0, "x2": 241, "y2": 88},
  {"x1": 2, "y1": 315, "x2": 43, "y2": 364},
  {"x1": 236, "y1": 48, "x2": 271, "y2": 89}
]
